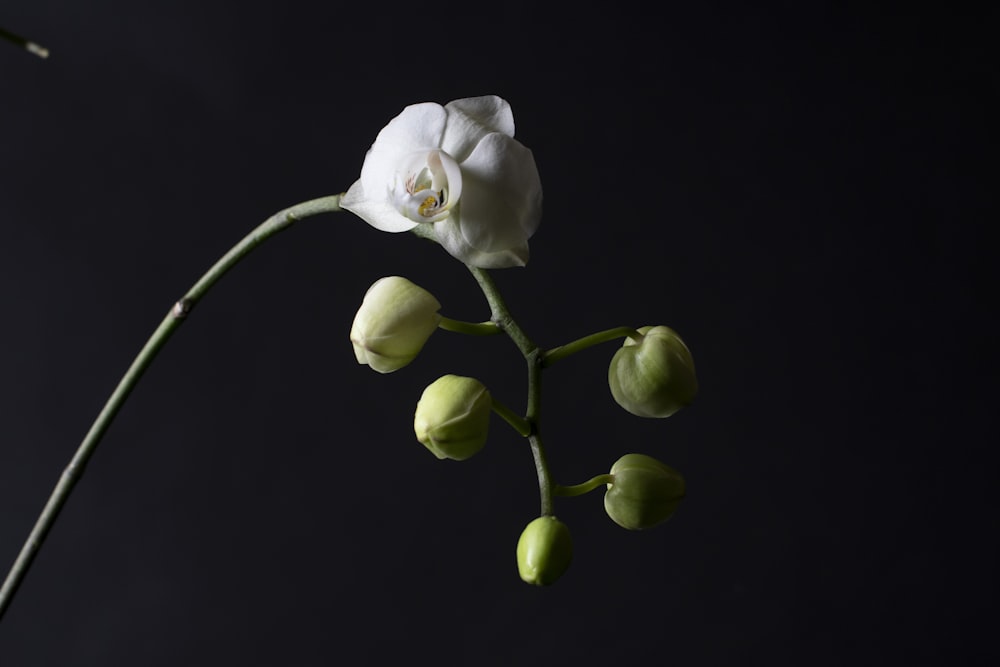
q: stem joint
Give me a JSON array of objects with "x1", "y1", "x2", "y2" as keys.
[{"x1": 172, "y1": 298, "x2": 193, "y2": 319}]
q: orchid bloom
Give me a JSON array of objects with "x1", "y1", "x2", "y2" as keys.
[{"x1": 341, "y1": 96, "x2": 542, "y2": 268}]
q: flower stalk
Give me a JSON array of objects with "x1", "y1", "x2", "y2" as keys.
[
  {"x1": 490, "y1": 396, "x2": 532, "y2": 437},
  {"x1": 555, "y1": 474, "x2": 616, "y2": 497},
  {"x1": 463, "y1": 264, "x2": 554, "y2": 516},
  {"x1": 542, "y1": 326, "x2": 643, "y2": 367},
  {"x1": 437, "y1": 317, "x2": 502, "y2": 336},
  {"x1": 0, "y1": 194, "x2": 343, "y2": 621}
]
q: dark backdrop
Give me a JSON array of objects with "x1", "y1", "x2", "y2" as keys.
[{"x1": 1, "y1": 2, "x2": 994, "y2": 665}]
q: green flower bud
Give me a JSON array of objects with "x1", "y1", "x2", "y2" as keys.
[
  {"x1": 413, "y1": 375, "x2": 491, "y2": 460},
  {"x1": 516, "y1": 516, "x2": 573, "y2": 586},
  {"x1": 608, "y1": 325, "x2": 697, "y2": 418},
  {"x1": 604, "y1": 453, "x2": 685, "y2": 530},
  {"x1": 350, "y1": 276, "x2": 441, "y2": 373}
]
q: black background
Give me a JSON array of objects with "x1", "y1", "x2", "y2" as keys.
[{"x1": 1, "y1": 2, "x2": 995, "y2": 665}]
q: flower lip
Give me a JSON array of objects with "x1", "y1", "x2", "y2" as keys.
[{"x1": 390, "y1": 149, "x2": 462, "y2": 223}]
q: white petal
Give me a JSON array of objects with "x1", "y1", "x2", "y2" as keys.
[
  {"x1": 359, "y1": 103, "x2": 447, "y2": 197},
  {"x1": 456, "y1": 133, "x2": 542, "y2": 252},
  {"x1": 342, "y1": 180, "x2": 418, "y2": 233},
  {"x1": 373, "y1": 102, "x2": 448, "y2": 154},
  {"x1": 441, "y1": 96, "x2": 515, "y2": 163},
  {"x1": 433, "y1": 218, "x2": 529, "y2": 268}
]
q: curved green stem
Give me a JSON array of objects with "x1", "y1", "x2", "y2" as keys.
[
  {"x1": 438, "y1": 317, "x2": 501, "y2": 336},
  {"x1": 543, "y1": 326, "x2": 642, "y2": 367},
  {"x1": 555, "y1": 474, "x2": 615, "y2": 497},
  {"x1": 490, "y1": 397, "x2": 531, "y2": 437},
  {"x1": 465, "y1": 266, "x2": 554, "y2": 516},
  {"x1": 526, "y1": 354, "x2": 552, "y2": 516},
  {"x1": 466, "y1": 267, "x2": 537, "y2": 358},
  {"x1": 0, "y1": 194, "x2": 343, "y2": 621}
]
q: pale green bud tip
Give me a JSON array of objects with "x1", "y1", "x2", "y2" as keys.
[
  {"x1": 350, "y1": 276, "x2": 442, "y2": 374},
  {"x1": 608, "y1": 325, "x2": 698, "y2": 418},
  {"x1": 414, "y1": 374, "x2": 491, "y2": 460},
  {"x1": 516, "y1": 516, "x2": 573, "y2": 586},
  {"x1": 604, "y1": 453, "x2": 686, "y2": 530}
]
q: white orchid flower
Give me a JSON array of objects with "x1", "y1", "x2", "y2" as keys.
[{"x1": 341, "y1": 96, "x2": 542, "y2": 268}]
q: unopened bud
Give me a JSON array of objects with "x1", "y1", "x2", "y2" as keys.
[
  {"x1": 604, "y1": 453, "x2": 685, "y2": 530},
  {"x1": 350, "y1": 276, "x2": 441, "y2": 373},
  {"x1": 608, "y1": 326, "x2": 697, "y2": 418},
  {"x1": 414, "y1": 375, "x2": 491, "y2": 460},
  {"x1": 516, "y1": 516, "x2": 573, "y2": 586}
]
